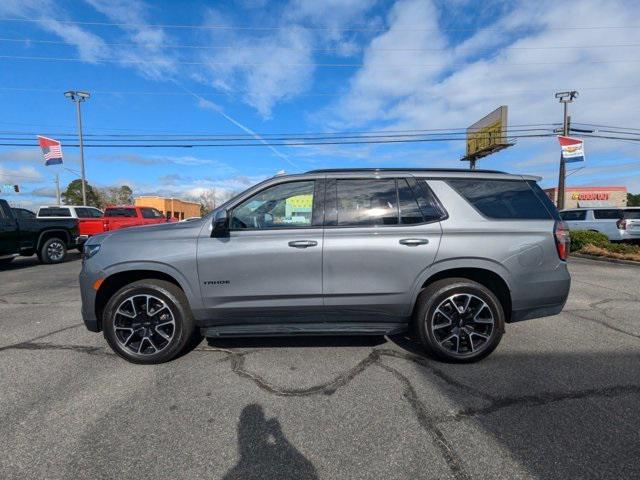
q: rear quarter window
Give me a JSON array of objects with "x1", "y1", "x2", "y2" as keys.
[
  {"x1": 447, "y1": 179, "x2": 554, "y2": 220},
  {"x1": 623, "y1": 209, "x2": 640, "y2": 219}
]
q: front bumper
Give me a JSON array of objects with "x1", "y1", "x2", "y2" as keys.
[{"x1": 79, "y1": 265, "x2": 101, "y2": 332}]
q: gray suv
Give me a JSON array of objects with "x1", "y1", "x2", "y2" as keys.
[{"x1": 80, "y1": 169, "x2": 571, "y2": 364}]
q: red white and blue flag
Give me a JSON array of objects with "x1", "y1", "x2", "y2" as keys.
[
  {"x1": 557, "y1": 135, "x2": 584, "y2": 163},
  {"x1": 38, "y1": 135, "x2": 63, "y2": 166}
]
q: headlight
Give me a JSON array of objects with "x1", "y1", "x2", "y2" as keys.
[{"x1": 83, "y1": 243, "x2": 101, "y2": 259}]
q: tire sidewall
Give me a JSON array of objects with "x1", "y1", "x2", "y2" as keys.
[
  {"x1": 417, "y1": 280, "x2": 504, "y2": 363},
  {"x1": 102, "y1": 281, "x2": 193, "y2": 364},
  {"x1": 40, "y1": 237, "x2": 67, "y2": 264}
]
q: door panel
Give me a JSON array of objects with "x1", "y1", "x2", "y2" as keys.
[
  {"x1": 322, "y1": 177, "x2": 442, "y2": 322},
  {"x1": 196, "y1": 179, "x2": 324, "y2": 326}
]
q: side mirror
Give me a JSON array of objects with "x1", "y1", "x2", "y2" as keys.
[{"x1": 211, "y1": 209, "x2": 230, "y2": 237}]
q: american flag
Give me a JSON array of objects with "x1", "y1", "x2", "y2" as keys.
[{"x1": 37, "y1": 135, "x2": 63, "y2": 166}]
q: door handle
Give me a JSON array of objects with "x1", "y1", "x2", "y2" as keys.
[
  {"x1": 399, "y1": 238, "x2": 429, "y2": 246},
  {"x1": 288, "y1": 240, "x2": 318, "y2": 248}
]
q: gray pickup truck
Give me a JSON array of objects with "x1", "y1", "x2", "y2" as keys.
[{"x1": 0, "y1": 198, "x2": 80, "y2": 265}]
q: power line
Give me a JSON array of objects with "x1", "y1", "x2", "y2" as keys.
[
  {"x1": 1, "y1": 54, "x2": 639, "y2": 68},
  {"x1": 0, "y1": 133, "x2": 559, "y2": 147},
  {"x1": 1, "y1": 17, "x2": 638, "y2": 33},
  {"x1": 572, "y1": 122, "x2": 640, "y2": 132},
  {"x1": 2, "y1": 36, "x2": 640, "y2": 52}
]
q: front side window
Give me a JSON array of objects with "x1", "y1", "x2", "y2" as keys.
[
  {"x1": 593, "y1": 209, "x2": 622, "y2": 219},
  {"x1": 448, "y1": 179, "x2": 552, "y2": 220},
  {"x1": 337, "y1": 179, "x2": 398, "y2": 226},
  {"x1": 560, "y1": 210, "x2": 587, "y2": 221},
  {"x1": 231, "y1": 181, "x2": 314, "y2": 229}
]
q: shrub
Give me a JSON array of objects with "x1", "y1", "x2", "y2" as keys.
[{"x1": 569, "y1": 230, "x2": 609, "y2": 251}]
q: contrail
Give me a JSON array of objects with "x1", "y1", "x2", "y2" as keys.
[{"x1": 179, "y1": 85, "x2": 296, "y2": 168}]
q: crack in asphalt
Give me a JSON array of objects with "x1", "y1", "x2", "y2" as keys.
[
  {"x1": 377, "y1": 361, "x2": 471, "y2": 480},
  {"x1": 5, "y1": 341, "x2": 115, "y2": 356},
  {"x1": 0, "y1": 324, "x2": 83, "y2": 352},
  {"x1": 565, "y1": 308, "x2": 640, "y2": 340}
]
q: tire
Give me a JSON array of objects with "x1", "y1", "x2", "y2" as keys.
[
  {"x1": 102, "y1": 279, "x2": 198, "y2": 364},
  {"x1": 414, "y1": 278, "x2": 505, "y2": 363},
  {"x1": 39, "y1": 237, "x2": 67, "y2": 264}
]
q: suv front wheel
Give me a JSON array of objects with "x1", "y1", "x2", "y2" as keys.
[
  {"x1": 102, "y1": 279, "x2": 199, "y2": 364},
  {"x1": 415, "y1": 278, "x2": 505, "y2": 363}
]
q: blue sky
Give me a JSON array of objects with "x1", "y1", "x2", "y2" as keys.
[{"x1": 0, "y1": 0, "x2": 639, "y2": 208}]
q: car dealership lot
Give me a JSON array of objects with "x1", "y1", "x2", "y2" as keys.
[{"x1": 0, "y1": 256, "x2": 638, "y2": 480}]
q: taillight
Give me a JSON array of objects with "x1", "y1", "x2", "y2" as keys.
[
  {"x1": 616, "y1": 218, "x2": 627, "y2": 230},
  {"x1": 554, "y1": 221, "x2": 569, "y2": 261}
]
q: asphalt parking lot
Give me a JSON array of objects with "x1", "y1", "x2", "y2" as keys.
[{"x1": 0, "y1": 254, "x2": 638, "y2": 480}]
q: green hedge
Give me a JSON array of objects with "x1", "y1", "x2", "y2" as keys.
[{"x1": 569, "y1": 230, "x2": 609, "y2": 251}]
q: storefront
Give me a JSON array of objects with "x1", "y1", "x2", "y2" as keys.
[
  {"x1": 543, "y1": 186, "x2": 627, "y2": 209},
  {"x1": 134, "y1": 196, "x2": 201, "y2": 220}
]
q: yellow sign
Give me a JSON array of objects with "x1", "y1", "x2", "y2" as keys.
[
  {"x1": 286, "y1": 194, "x2": 313, "y2": 210},
  {"x1": 466, "y1": 106, "x2": 508, "y2": 157}
]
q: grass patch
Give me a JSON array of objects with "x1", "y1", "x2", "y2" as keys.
[{"x1": 570, "y1": 230, "x2": 640, "y2": 262}]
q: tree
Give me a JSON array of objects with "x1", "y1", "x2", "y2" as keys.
[
  {"x1": 628, "y1": 193, "x2": 640, "y2": 207},
  {"x1": 62, "y1": 179, "x2": 101, "y2": 207},
  {"x1": 98, "y1": 185, "x2": 133, "y2": 207},
  {"x1": 196, "y1": 188, "x2": 237, "y2": 216}
]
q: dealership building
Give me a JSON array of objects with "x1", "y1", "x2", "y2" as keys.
[
  {"x1": 543, "y1": 186, "x2": 628, "y2": 209},
  {"x1": 134, "y1": 196, "x2": 201, "y2": 220}
]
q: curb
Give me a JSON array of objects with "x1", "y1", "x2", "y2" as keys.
[{"x1": 570, "y1": 253, "x2": 640, "y2": 267}]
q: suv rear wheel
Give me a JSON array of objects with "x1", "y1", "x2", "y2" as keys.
[
  {"x1": 414, "y1": 278, "x2": 504, "y2": 363},
  {"x1": 102, "y1": 279, "x2": 199, "y2": 364}
]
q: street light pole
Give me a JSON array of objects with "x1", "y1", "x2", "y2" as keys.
[
  {"x1": 64, "y1": 90, "x2": 90, "y2": 205},
  {"x1": 554, "y1": 91, "x2": 578, "y2": 210}
]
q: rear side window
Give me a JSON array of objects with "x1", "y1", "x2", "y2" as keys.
[
  {"x1": 593, "y1": 209, "x2": 622, "y2": 219},
  {"x1": 623, "y1": 209, "x2": 640, "y2": 219},
  {"x1": 141, "y1": 207, "x2": 163, "y2": 219},
  {"x1": 397, "y1": 180, "x2": 424, "y2": 224},
  {"x1": 448, "y1": 179, "x2": 553, "y2": 220},
  {"x1": 105, "y1": 208, "x2": 137, "y2": 217},
  {"x1": 75, "y1": 207, "x2": 102, "y2": 218},
  {"x1": 560, "y1": 210, "x2": 587, "y2": 221},
  {"x1": 39, "y1": 207, "x2": 71, "y2": 217},
  {"x1": 337, "y1": 179, "x2": 398, "y2": 226}
]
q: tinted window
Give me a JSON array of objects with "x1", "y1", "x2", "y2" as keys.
[
  {"x1": 413, "y1": 178, "x2": 446, "y2": 221},
  {"x1": 13, "y1": 208, "x2": 35, "y2": 219},
  {"x1": 105, "y1": 208, "x2": 137, "y2": 217},
  {"x1": 623, "y1": 209, "x2": 640, "y2": 219},
  {"x1": 448, "y1": 179, "x2": 552, "y2": 220},
  {"x1": 75, "y1": 207, "x2": 101, "y2": 218},
  {"x1": 141, "y1": 207, "x2": 163, "y2": 219},
  {"x1": 560, "y1": 210, "x2": 587, "y2": 221},
  {"x1": 593, "y1": 209, "x2": 622, "y2": 219},
  {"x1": 39, "y1": 207, "x2": 71, "y2": 217},
  {"x1": 337, "y1": 179, "x2": 398, "y2": 226},
  {"x1": 398, "y1": 179, "x2": 423, "y2": 224},
  {"x1": 232, "y1": 181, "x2": 314, "y2": 229}
]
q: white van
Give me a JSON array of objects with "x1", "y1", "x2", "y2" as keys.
[{"x1": 559, "y1": 207, "x2": 640, "y2": 242}]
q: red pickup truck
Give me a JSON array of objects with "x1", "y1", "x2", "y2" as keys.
[{"x1": 102, "y1": 206, "x2": 173, "y2": 232}]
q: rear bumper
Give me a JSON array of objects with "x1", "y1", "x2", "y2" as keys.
[{"x1": 508, "y1": 262, "x2": 571, "y2": 323}]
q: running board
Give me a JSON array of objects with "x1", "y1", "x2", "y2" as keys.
[{"x1": 201, "y1": 322, "x2": 407, "y2": 338}]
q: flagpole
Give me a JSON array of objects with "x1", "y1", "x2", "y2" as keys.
[
  {"x1": 64, "y1": 90, "x2": 90, "y2": 206},
  {"x1": 55, "y1": 173, "x2": 61, "y2": 205}
]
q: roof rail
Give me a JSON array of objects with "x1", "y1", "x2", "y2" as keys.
[{"x1": 305, "y1": 167, "x2": 506, "y2": 174}]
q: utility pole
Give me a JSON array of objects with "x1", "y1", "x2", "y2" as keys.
[
  {"x1": 64, "y1": 90, "x2": 90, "y2": 205},
  {"x1": 554, "y1": 91, "x2": 578, "y2": 210},
  {"x1": 55, "y1": 173, "x2": 61, "y2": 205}
]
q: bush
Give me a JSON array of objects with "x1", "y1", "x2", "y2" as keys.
[{"x1": 569, "y1": 230, "x2": 609, "y2": 251}]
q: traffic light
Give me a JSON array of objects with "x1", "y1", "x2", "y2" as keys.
[{"x1": 13, "y1": 185, "x2": 19, "y2": 193}]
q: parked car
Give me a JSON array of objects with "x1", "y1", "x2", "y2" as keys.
[
  {"x1": 1, "y1": 199, "x2": 80, "y2": 264},
  {"x1": 37, "y1": 205, "x2": 104, "y2": 242},
  {"x1": 559, "y1": 207, "x2": 640, "y2": 242},
  {"x1": 80, "y1": 168, "x2": 571, "y2": 364},
  {"x1": 102, "y1": 206, "x2": 173, "y2": 232}
]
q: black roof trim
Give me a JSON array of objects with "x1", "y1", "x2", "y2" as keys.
[{"x1": 305, "y1": 168, "x2": 506, "y2": 174}]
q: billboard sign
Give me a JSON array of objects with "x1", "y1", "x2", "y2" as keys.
[
  {"x1": 558, "y1": 136, "x2": 584, "y2": 163},
  {"x1": 466, "y1": 106, "x2": 509, "y2": 157}
]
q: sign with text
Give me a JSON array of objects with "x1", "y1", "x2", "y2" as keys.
[{"x1": 466, "y1": 106, "x2": 509, "y2": 157}]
